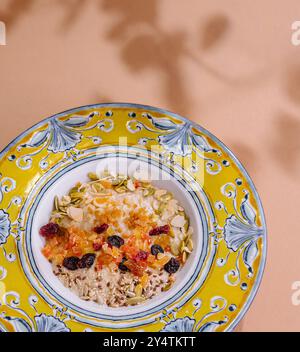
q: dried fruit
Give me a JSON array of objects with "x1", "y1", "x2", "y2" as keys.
[
  {"x1": 78, "y1": 253, "x2": 96, "y2": 269},
  {"x1": 134, "y1": 250, "x2": 148, "y2": 262},
  {"x1": 149, "y1": 224, "x2": 170, "y2": 236},
  {"x1": 118, "y1": 257, "x2": 130, "y2": 272},
  {"x1": 125, "y1": 259, "x2": 147, "y2": 277},
  {"x1": 93, "y1": 241, "x2": 102, "y2": 251},
  {"x1": 107, "y1": 235, "x2": 124, "y2": 248},
  {"x1": 39, "y1": 223, "x2": 61, "y2": 238},
  {"x1": 118, "y1": 262, "x2": 130, "y2": 272},
  {"x1": 94, "y1": 223, "x2": 109, "y2": 234},
  {"x1": 164, "y1": 257, "x2": 180, "y2": 274},
  {"x1": 63, "y1": 256, "x2": 80, "y2": 270},
  {"x1": 151, "y1": 244, "x2": 164, "y2": 256}
]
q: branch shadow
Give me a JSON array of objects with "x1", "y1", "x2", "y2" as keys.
[
  {"x1": 0, "y1": 0, "x2": 36, "y2": 29},
  {"x1": 270, "y1": 113, "x2": 300, "y2": 176}
]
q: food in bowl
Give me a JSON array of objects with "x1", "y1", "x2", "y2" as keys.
[{"x1": 39, "y1": 171, "x2": 194, "y2": 307}]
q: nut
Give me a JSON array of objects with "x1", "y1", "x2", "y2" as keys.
[
  {"x1": 67, "y1": 206, "x2": 83, "y2": 222},
  {"x1": 171, "y1": 215, "x2": 186, "y2": 228}
]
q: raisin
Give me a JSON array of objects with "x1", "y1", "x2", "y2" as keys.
[
  {"x1": 149, "y1": 224, "x2": 170, "y2": 236},
  {"x1": 151, "y1": 244, "x2": 164, "y2": 256},
  {"x1": 107, "y1": 235, "x2": 124, "y2": 248},
  {"x1": 78, "y1": 253, "x2": 96, "y2": 269},
  {"x1": 63, "y1": 256, "x2": 80, "y2": 271},
  {"x1": 134, "y1": 250, "x2": 148, "y2": 261},
  {"x1": 94, "y1": 223, "x2": 109, "y2": 234},
  {"x1": 39, "y1": 223, "x2": 60, "y2": 238},
  {"x1": 118, "y1": 257, "x2": 130, "y2": 272},
  {"x1": 164, "y1": 257, "x2": 180, "y2": 274}
]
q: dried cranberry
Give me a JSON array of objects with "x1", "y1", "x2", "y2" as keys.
[
  {"x1": 134, "y1": 250, "x2": 148, "y2": 261},
  {"x1": 151, "y1": 244, "x2": 164, "y2": 256},
  {"x1": 93, "y1": 242, "x2": 102, "y2": 251},
  {"x1": 164, "y1": 257, "x2": 180, "y2": 274},
  {"x1": 149, "y1": 225, "x2": 170, "y2": 236},
  {"x1": 39, "y1": 223, "x2": 60, "y2": 238},
  {"x1": 63, "y1": 256, "x2": 80, "y2": 271},
  {"x1": 94, "y1": 223, "x2": 109, "y2": 234},
  {"x1": 78, "y1": 253, "x2": 96, "y2": 269},
  {"x1": 107, "y1": 235, "x2": 124, "y2": 248}
]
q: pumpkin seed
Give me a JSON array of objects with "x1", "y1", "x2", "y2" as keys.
[
  {"x1": 184, "y1": 217, "x2": 190, "y2": 233},
  {"x1": 54, "y1": 196, "x2": 59, "y2": 211},
  {"x1": 186, "y1": 239, "x2": 193, "y2": 252},
  {"x1": 141, "y1": 181, "x2": 151, "y2": 188},
  {"x1": 134, "y1": 284, "x2": 143, "y2": 296},
  {"x1": 115, "y1": 186, "x2": 127, "y2": 193},
  {"x1": 179, "y1": 241, "x2": 185, "y2": 253},
  {"x1": 162, "y1": 283, "x2": 172, "y2": 292},
  {"x1": 111, "y1": 178, "x2": 125, "y2": 186},
  {"x1": 88, "y1": 172, "x2": 99, "y2": 181},
  {"x1": 68, "y1": 187, "x2": 79, "y2": 196},
  {"x1": 170, "y1": 242, "x2": 179, "y2": 256},
  {"x1": 168, "y1": 228, "x2": 175, "y2": 238},
  {"x1": 126, "y1": 296, "x2": 145, "y2": 305},
  {"x1": 143, "y1": 187, "x2": 155, "y2": 197},
  {"x1": 160, "y1": 193, "x2": 172, "y2": 202}
]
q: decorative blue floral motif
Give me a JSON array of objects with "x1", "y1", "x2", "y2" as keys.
[
  {"x1": 147, "y1": 115, "x2": 216, "y2": 157},
  {"x1": 34, "y1": 314, "x2": 70, "y2": 332},
  {"x1": 14, "y1": 113, "x2": 114, "y2": 170},
  {"x1": 25, "y1": 116, "x2": 92, "y2": 153},
  {"x1": 4, "y1": 314, "x2": 70, "y2": 332},
  {"x1": 223, "y1": 193, "x2": 264, "y2": 274},
  {"x1": 0, "y1": 209, "x2": 11, "y2": 245},
  {"x1": 127, "y1": 113, "x2": 221, "y2": 174},
  {"x1": 161, "y1": 317, "x2": 196, "y2": 332}
]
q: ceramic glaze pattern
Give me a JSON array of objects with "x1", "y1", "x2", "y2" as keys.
[{"x1": 0, "y1": 103, "x2": 266, "y2": 332}]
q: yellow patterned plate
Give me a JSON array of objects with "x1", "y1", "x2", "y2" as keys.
[{"x1": 0, "y1": 103, "x2": 266, "y2": 332}]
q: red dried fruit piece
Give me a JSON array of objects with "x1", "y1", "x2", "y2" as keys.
[
  {"x1": 39, "y1": 223, "x2": 60, "y2": 239},
  {"x1": 94, "y1": 223, "x2": 109, "y2": 234},
  {"x1": 134, "y1": 250, "x2": 149, "y2": 262},
  {"x1": 93, "y1": 242, "x2": 102, "y2": 251},
  {"x1": 149, "y1": 224, "x2": 170, "y2": 236}
]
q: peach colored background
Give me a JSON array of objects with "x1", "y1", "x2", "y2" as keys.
[{"x1": 0, "y1": 0, "x2": 300, "y2": 332}]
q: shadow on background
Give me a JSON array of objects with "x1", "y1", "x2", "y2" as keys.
[
  {"x1": 0, "y1": 0, "x2": 235, "y2": 116},
  {"x1": 0, "y1": 0, "x2": 35, "y2": 28},
  {"x1": 271, "y1": 113, "x2": 300, "y2": 176}
]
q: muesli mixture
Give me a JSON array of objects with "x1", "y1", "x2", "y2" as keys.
[{"x1": 40, "y1": 171, "x2": 193, "y2": 307}]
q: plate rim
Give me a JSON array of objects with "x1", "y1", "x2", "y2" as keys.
[{"x1": 0, "y1": 102, "x2": 267, "y2": 332}]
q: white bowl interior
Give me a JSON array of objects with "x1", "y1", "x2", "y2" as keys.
[{"x1": 31, "y1": 157, "x2": 204, "y2": 317}]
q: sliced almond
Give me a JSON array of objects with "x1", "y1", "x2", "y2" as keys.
[
  {"x1": 126, "y1": 179, "x2": 135, "y2": 191},
  {"x1": 67, "y1": 206, "x2": 83, "y2": 222},
  {"x1": 171, "y1": 215, "x2": 186, "y2": 228}
]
